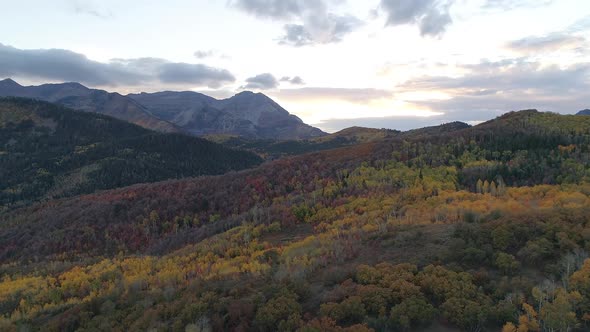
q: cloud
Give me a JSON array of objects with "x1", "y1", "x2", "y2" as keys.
[
  {"x1": 279, "y1": 15, "x2": 363, "y2": 46},
  {"x1": 275, "y1": 87, "x2": 393, "y2": 103},
  {"x1": 403, "y1": 59, "x2": 590, "y2": 94},
  {"x1": 69, "y1": 0, "x2": 112, "y2": 19},
  {"x1": 507, "y1": 34, "x2": 587, "y2": 53},
  {"x1": 157, "y1": 63, "x2": 234, "y2": 88},
  {"x1": 194, "y1": 49, "x2": 231, "y2": 60},
  {"x1": 194, "y1": 50, "x2": 215, "y2": 59},
  {"x1": 280, "y1": 76, "x2": 305, "y2": 85},
  {"x1": 229, "y1": 0, "x2": 303, "y2": 19},
  {"x1": 0, "y1": 43, "x2": 235, "y2": 89},
  {"x1": 229, "y1": 0, "x2": 363, "y2": 46},
  {"x1": 242, "y1": 73, "x2": 280, "y2": 90},
  {"x1": 379, "y1": 0, "x2": 454, "y2": 37},
  {"x1": 397, "y1": 58, "x2": 590, "y2": 119}
]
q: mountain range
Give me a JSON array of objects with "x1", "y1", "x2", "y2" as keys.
[
  {"x1": 0, "y1": 78, "x2": 325, "y2": 140},
  {"x1": 578, "y1": 109, "x2": 590, "y2": 115}
]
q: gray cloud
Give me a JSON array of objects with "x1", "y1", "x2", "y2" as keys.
[
  {"x1": 280, "y1": 76, "x2": 305, "y2": 85},
  {"x1": 242, "y1": 73, "x2": 280, "y2": 90},
  {"x1": 69, "y1": 0, "x2": 112, "y2": 19},
  {"x1": 281, "y1": 24, "x2": 314, "y2": 46},
  {"x1": 274, "y1": 87, "x2": 393, "y2": 103},
  {"x1": 194, "y1": 49, "x2": 231, "y2": 60},
  {"x1": 230, "y1": 0, "x2": 363, "y2": 46},
  {"x1": 0, "y1": 43, "x2": 235, "y2": 89},
  {"x1": 279, "y1": 14, "x2": 363, "y2": 46},
  {"x1": 507, "y1": 34, "x2": 587, "y2": 53},
  {"x1": 158, "y1": 63, "x2": 234, "y2": 88},
  {"x1": 194, "y1": 50, "x2": 215, "y2": 59},
  {"x1": 404, "y1": 59, "x2": 590, "y2": 94},
  {"x1": 398, "y1": 58, "x2": 590, "y2": 120},
  {"x1": 230, "y1": 0, "x2": 303, "y2": 19},
  {"x1": 379, "y1": 0, "x2": 454, "y2": 37}
]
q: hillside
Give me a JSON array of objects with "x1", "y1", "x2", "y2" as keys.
[
  {"x1": 204, "y1": 126, "x2": 398, "y2": 159},
  {"x1": 0, "y1": 97, "x2": 262, "y2": 210},
  {"x1": 209, "y1": 122, "x2": 471, "y2": 159},
  {"x1": 1, "y1": 109, "x2": 590, "y2": 331},
  {"x1": 0, "y1": 78, "x2": 180, "y2": 133},
  {"x1": 128, "y1": 90, "x2": 326, "y2": 139},
  {"x1": 578, "y1": 109, "x2": 590, "y2": 115}
]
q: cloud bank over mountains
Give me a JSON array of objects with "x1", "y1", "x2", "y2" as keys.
[{"x1": 0, "y1": 43, "x2": 235, "y2": 89}]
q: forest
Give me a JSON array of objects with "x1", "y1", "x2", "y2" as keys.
[
  {"x1": 1, "y1": 106, "x2": 590, "y2": 331},
  {"x1": 0, "y1": 98, "x2": 262, "y2": 211}
]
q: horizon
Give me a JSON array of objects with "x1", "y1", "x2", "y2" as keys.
[
  {"x1": 0, "y1": 0, "x2": 589, "y2": 132},
  {"x1": 3, "y1": 76, "x2": 576, "y2": 133}
]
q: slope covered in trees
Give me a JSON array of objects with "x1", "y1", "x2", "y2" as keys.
[
  {"x1": 208, "y1": 122, "x2": 471, "y2": 160},
  {"x1": 0, "y1": 97, "x2": 262, "y2": 210},
  {"x1": 1, "y1": 109, "x2": 590, "y2": 331}
]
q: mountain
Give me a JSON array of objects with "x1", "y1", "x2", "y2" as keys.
[
  {"x1": 0, "y1": 97, "x2": 262, "y2": 209},
  {"x1": 577, "y1": 109, "x2": 590, "y2": 115},
  {"x1": 0, "y1": 78, "x2": 180, "y2": 133},
  {"x1": 128, "y1": 90, "x2": 327, "y2": 139},
  {"x1": 126, "y1": 91, "x2": 258, "y2": 137},
  {"x1": 0, "y1": 79, "x2": 326, "y2": 139},
  {"x1": 2, "y1": 109, "x2": 590, "y2": 331}
]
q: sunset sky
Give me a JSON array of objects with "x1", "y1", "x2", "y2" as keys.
[{"x1": 1, "y1": 0, "x2": 589, "y2": 131}]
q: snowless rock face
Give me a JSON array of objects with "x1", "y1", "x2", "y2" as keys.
[
  {"x1": 0, "y1": 78, "x2": 326, "y2": 139},
  {"x1": 130, "y1": 90, "x2": 326, "y2": 140},
  {"x1": 0, "y1": 79, "x2": 179, "y2": 133}
]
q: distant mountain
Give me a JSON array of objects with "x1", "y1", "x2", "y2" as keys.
[
  {"x1": 0, "y1": 79, "x2": 326, "y2": 139},
  {"x1": 129, "y1": 90, "x2": 327, "y2": 140},
  {"x1": 577, "y1": 109, "x2": 590, "y2": 115},
  {"x1": 0, "y1": 78, "x2": 180, "y2": 133},
  {"x1": 0, "y1": 97, "x2": 262, "y2": 209},
  {"x1": 126, "y1": 91, "x2": 258, "y2": 137}
]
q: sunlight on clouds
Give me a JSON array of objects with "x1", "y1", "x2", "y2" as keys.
[
  {"x1": 276, "y1": 98, "x2": 443, "y2": 125},
  {"x1": 397, "y1": 90, "x2": 452, "y2": 101}
]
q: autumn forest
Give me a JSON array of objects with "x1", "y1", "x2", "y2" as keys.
[{"x1": 2, "y1": 98, "x2": 590, "y2": 332}]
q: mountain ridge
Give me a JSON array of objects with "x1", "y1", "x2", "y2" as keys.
[
  {"x1": 0, "y1": 78, "x2": 326, "y2": 140},
  {"x1": 0, "y1": 78, "x2": 181, "y2": 133},
  {"x1": 128, "y1": 89, "x2": 326, "y2": 140}
]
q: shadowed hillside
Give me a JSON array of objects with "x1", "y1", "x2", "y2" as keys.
[{"x1": 0, "y1": 97, "x2": 262, "y2": 210}]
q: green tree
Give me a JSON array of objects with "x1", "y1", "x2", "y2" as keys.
[
  {"x1": 389, "y1": 296, "x2": 436, "y2": 330},
  {"x1": 495, "y1": 253, "x2": 520, "y2": 275},
  {"x1": 255, "y1": 292, "x2": 302, "y2": 332}
]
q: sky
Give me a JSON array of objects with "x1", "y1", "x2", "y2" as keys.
[{"x1": 0, "y1": 0, "x2": 589, "y2": 132}]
